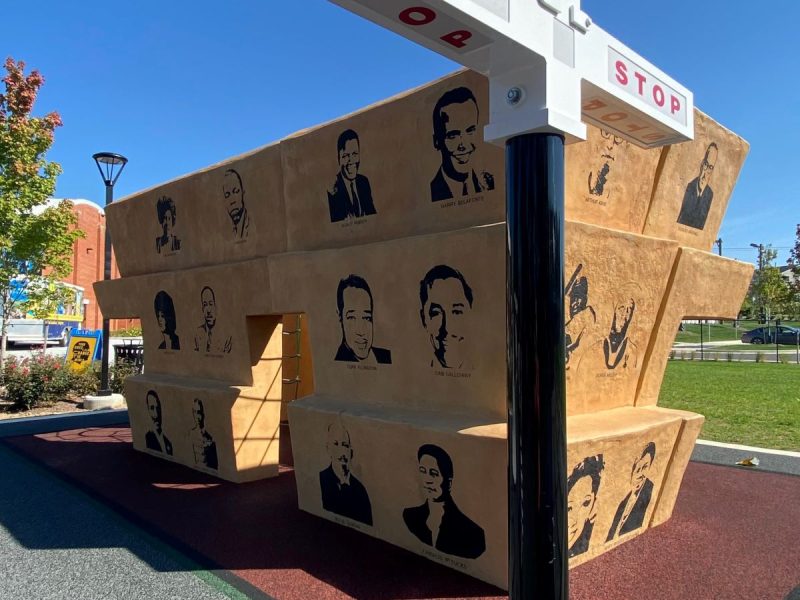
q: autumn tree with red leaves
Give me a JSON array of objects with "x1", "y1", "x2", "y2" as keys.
[{"x1": 0, "y1": 57, "x2": 83, "y2": 367}]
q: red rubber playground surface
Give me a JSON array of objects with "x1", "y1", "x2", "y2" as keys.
[{"x1": 3, "y1": 426, "x2": 799, "y2": 600}]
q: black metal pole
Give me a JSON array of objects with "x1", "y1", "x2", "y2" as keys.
[
  {"x1": 506, "y1": 133, "x2": 568, "y2": 600},
  {"x1": 700, "y1": 319, "x2": 704, "y2": 361},
  {"x1": 98, "y1": 183, "x2": 113, "y2": 396}
]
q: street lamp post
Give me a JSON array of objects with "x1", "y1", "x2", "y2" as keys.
[{"x1": 92, "y1": 152, "x2": 128, "y2": 396}]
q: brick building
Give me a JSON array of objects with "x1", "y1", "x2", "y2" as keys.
[{"x1": 57, "y1": 198, "x2": 138, "y2": 332}]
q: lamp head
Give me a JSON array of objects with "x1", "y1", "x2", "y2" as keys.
[{"x1": 93, "y1": 152, "x2": 128, "y2": 186}]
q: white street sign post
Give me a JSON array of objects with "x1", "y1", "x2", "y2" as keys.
[{"x1": 328, "y1": 2, "x2": 694, "y2": 597}]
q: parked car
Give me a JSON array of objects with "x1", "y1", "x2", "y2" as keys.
[{"x1": 741, "y1": 326, "x2": 800, "y2": 345}]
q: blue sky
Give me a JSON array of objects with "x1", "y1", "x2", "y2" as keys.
[{"x1": 4, "y1": 0, "x2": 797, "y2": 265}]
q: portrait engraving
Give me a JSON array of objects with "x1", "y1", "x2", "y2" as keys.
[
  {"x1": 430, "y1": 87, "x2": 494, "y2": 202},
  {"x1": 327, "y1": 129, "x2": 376, "y2": 223},
  {"x1": 319, "y1": 421, "x2": 373, "y2": 526},
  {"x1": 145, "y1": 389, "x2": 173, "y2": 455},
  {"x1": 403, "y1": 444, "x2": 485, "y2": 559}
]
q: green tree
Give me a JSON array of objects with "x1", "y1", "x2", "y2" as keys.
[
  {"x1": 0, "y1": 57, "x2": 83, "y2": 367},
  {"x1": 785, "y1": 224, "x2": 800, "y2": 318},
  {"x1": 788, "y1": 224, "x2": 800, "y2": 291},
  {"x1": 749, "y1": 245, "x2": 793, "y2": 321}
]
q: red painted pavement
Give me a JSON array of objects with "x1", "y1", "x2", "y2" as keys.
[{"x1": 3, "y1": 427, "x2": 798, "y2": 600}]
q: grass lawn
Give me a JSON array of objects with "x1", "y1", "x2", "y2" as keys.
[{"x1": 658, "y1": 361, "x2": 800, "y2": 451}]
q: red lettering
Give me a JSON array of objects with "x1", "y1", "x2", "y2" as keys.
[
  {"x1": 634, "y1": 72, "x2": 646, "y2": 96},
  {"x1": 652, "y1": 85, "x2": 665, "y2": 107},
  {"x1": 601, "y1": 112, "x2": 627, "y2": 122},
  {"x1": 399, "y1": 7, "x2": 436, "y2": 25},
  {"x1": 582, "y1": 98, "x2": 607, "y2": 111},
  {"x1": 441, "y1": 29, "x2": 471, "y2": 48},
  {"x1": 670, "y1": 95, "x2": 681, "y2": 115},
  {"x1": 615, "y1": 61, "x2": 628, "y2": 86},
  {"x1": 625, "y1": 123, "x2": 647, "y2": 133},
  {"x1": 643, "y1": 132, "x2": 666, "y2": 141}
]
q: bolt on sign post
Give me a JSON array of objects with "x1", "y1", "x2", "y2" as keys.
[{"x1": 327, "y1": 1, "x2": 694, "y2": 598}]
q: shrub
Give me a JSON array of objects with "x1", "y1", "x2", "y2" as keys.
[
  {"x1": 727, "y1": 352, "x2": 734, "y2": 362},
  {"x1": 110, "y1": 359, "x2": 139, "y2": 394},
  {"x1": 2, "y1": 355, "x2": 95, "y2": 410},
  {"x1": 690, "y1": 351, "x2": 697, "y2": 361},
  {"x1": 669, "y1": 350, "x2": 675, "y2": 360},
  {"x1": 110, "y1": 325, "x2": 142, "y2": 337},
  {"x1": 755, "y1": 352, "x2": 764, "y2": 363}
]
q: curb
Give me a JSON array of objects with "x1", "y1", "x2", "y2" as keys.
[
  {"x1": 0, "y1": 409, "x2": 129, "y2": 438},
  {"x1": 692, "y1": 439, "x2": 800, "y2": 477}
]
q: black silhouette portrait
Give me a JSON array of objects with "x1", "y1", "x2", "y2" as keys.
[
  {"x1": 327, "y1": 129, "x2": 376, "y2": 222},
  {"x1": 190, "y1": 398, "x2": 218, "y2": 470},
  {"x1": 677, "y1": 142, "x2": 718, "y2": 230},
  {"x1": 154, "y1": 290, "x2": 180, "y2": 350},
  {"x1": 223, "y1": 169, "x2": 249, "y2": 240},
  {"x1": 319, "y1": 421, "x2": 373, "y2": 526},
  {"x1": 155, "y1": 195, "x2": 181, "y2": 254},
  {"x1": 603, "y1": 298, "x2": 637, "y2": 370},
  {"x1": 567, "y1": 454, "x2": 604, "y2": 558},
  {"x1": 564, "y1": 264, "x2": 596, "y2": 370},
  {"x1": 145, "y1": 390, "x2": 173, "y2": 455},
  {"x1": 403, "y1": 444, "x2": 485, "y2": 559},
  {"x1": 334, "y1": 275, "x2": 391, "y2": 364},
  {"x1": 607, "y1": 442, "x2": 656, "y2": 541},
  {"x1": 193, "y1": 286, "x2": 232, "y2": 354},
  {"x1": 430, "y1": 87, "x2": 494, "y2": 202},
  {"x1": 70, "y1": 340, "x2": 91, "y2": 364},
  {"x1": 420, "y1": 265, "x2": 473, "y2": 369},
  {"x1": 588, "y1": 130, "x2": 623, "y2": 197}
]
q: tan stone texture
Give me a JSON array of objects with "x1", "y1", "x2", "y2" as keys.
[
  {"x1": 636, "y1": 249, "x2": 754, "y2": 405},
  {"x1": 95, "y1": 258, "x2": 272, "y2": 385},
  {"x1": 565, "y1": 222, "x2": 678, "y2": 415},
  {"x1": 643, "y1": 110, "x2": 749, "y2": 250},
  {"x1": 646, "y1": 407, "x2": 705, "y2": 527},
  {"x1": 565, "y1": 406, "x2": 687, "y2": 567},
  {"x1": 565, "y1": 124, "x2": 662, "y2": 233},
  {"x1": 270, "y1": 223, "x2": 507, "y2": 420},
  {"x1": 125, "y1": 360, "x2": 282, "y2": 483},
  {"x1": 93, "y1": 69, "x2": 754, "y2": 581},
  {"x1": 281, "y1": 314, "x2": 314, "y2": 421},
  {"x1": 289, "y1": 398, "x2": 700, "y2": 588},
  {"x1": 106, "y1": 142, "x2": 286, "y2": 277},
  {"x1": 281, "y1": 70, "x2": 505, "y2": 253},
  {"x1": 289, "y1": 396, "x2": 508, "y2": 588}
]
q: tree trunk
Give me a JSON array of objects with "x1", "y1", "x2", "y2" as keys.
[
  {"x1": 0, "y1": 331, "x2": 7, "y2": 377},
  {"x1": 41, "y1": 321, "x2": 49, "y2": 354}
]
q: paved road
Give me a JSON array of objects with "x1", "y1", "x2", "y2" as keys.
[{"x1": 0, "y1": 444, "x2": 246, "y2": 600}]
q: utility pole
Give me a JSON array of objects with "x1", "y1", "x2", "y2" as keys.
[
  {"x1": 750, "y1": 242, "x2": 764, "y2": 271},
  {"x1": 750, "y1": 242, "x2": 765, "y2": 322}
]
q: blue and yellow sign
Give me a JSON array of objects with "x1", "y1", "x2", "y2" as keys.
[{"x1": 65, "y1": 329, "x2": 101, "y2": 372}]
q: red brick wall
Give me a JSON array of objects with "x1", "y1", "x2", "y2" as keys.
[{"x1": 63, "y1": 200, "x2": 139, "y2": 333}]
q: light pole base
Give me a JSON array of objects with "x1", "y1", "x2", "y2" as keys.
[{"x1": 83, "y1": 393, "x2": 126, "y2": 411}]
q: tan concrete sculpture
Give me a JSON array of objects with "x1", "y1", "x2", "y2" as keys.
[{"x1": 96, "y1": 69, "x2": 752, "y2": 587}]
